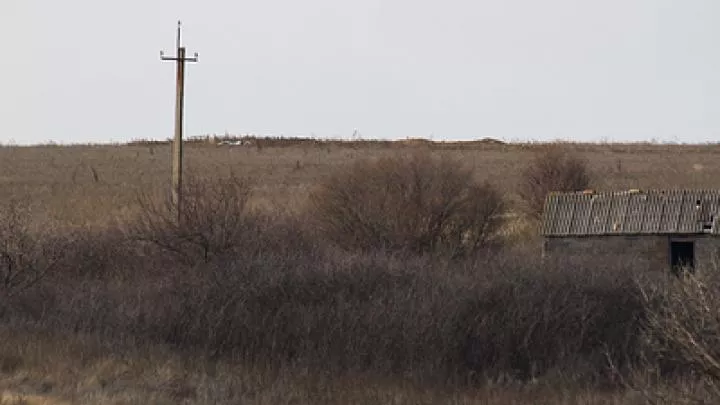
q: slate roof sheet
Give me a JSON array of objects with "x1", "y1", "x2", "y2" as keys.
[{"x1": 542, "y1": 190, "x2": 720, "y2": 236}]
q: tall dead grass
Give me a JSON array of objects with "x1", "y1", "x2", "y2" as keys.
[
  {"x1": 1, "y1": 145, "x2": 719, "y2": 403},
  {"x1": 0, "y1": 199, "x2": 69, "y2": 300},
  {"x1": 3, "y1": 239, "x2": 650, "y2": 389}
]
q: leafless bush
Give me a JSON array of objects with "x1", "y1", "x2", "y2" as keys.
[
  {"x1": 626, "y1": 270, "x2": 720, "y2": 404},
  {"x1": 25, "y1": 244, "x2": 651, "y2": 387},
  {"x1": 308, "y1": 151, "x2": 507, "y2": 257},
  {"x1": 0, "y1": 200, "x2": 66, "y2": 298},
  {"x1": 518, "y1": 146, "x2": 592, "y2": 219},
  {"x1": 128, "y1": 173, "x2": 256, "y2": 264},
  {"x1": 460, "y1": 258, "x2": 645, "y2": 383},
  {"x1": 59, "y1": 226, "x2": 136, "y2": 280}
]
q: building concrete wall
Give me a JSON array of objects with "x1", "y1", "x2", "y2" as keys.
[
  {"x1": 694, "y1": 237, "x2": 720, "y2": 270},
  {"x1": 543, "y1": 235, "x2": 720, "y2": 273}
]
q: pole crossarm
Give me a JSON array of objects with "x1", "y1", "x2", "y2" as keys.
[
  {"x1": 159, "y1": 21, "x2": 199, "y2": 62},
  {"x1": 160, "y1": 55, "x2": 199, "y2": 62}
]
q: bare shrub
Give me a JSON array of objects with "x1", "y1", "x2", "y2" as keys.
[
  {"x1": 627, "y1": 270, "x2": 720, "y2": 403},
  {"x1": 0, "y1": 200, "x2": 66, "y2": 298},
  {"x1": 460, "y1": 257, "x2": 645, "y2": 383},
  {"x1": 29, "y1": 245, "x2": 651, "y2": 387},
  {"x1": 308, "y1": 151, "x2": 507, "y2": 257},
  {"x1": 59, "y1": 226, "x2": 135, "y2": 280},
  {"x1": 518, "y1": 145, "x2": 592, "y2": 219},
  {"x1": 128, "y1": 173, "x2": 255, "y2": 264}
]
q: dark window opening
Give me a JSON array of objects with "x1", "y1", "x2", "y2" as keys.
[{"x1": 670, "y1": 241, "x2": 695, "y2": 275}]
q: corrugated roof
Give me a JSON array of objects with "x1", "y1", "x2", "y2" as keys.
[{"x1": 542, "y1": 190, "x2": 720, "y2": 236}]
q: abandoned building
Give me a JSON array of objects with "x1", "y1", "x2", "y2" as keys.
[{"x1": 542, "y1": 189, "x2": 720, "y2": 273}]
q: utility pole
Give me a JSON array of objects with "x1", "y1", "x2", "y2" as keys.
[{"x1": 160, "y1": 21, "x2": 198, "y2": 222}]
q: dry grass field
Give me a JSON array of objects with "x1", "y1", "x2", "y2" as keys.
[
  {"x1": 2, "y1": 139, "x2": 720, "y2": 226},
  {"x1": 2, "y1": 138, "x2": 720, "y2": 404}
]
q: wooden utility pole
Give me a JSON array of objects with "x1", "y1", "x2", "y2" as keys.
[{"x1": 160, "y1": 21, "x2": 198, "y2": 221}]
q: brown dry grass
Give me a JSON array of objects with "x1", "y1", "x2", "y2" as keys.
[
  {"x1": 2, "y1": 139, "x2": 720, "y2": 404},
  {"x1": 2, "y1": 140, "x2": 720, "y2": 226},
  {"x1": 0, "y1": 326, "x2": 648, "y2": 405}
]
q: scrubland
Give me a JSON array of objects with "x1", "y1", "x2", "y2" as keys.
[{"x1": 1, "y1": 138, "x2": 720, "y2": 404}]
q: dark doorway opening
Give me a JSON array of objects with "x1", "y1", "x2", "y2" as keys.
[{"x1": 670, "y1": 240, "x2": 694, "y2": 275}]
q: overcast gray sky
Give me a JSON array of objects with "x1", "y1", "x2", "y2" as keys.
[{"x1": 2, "y1": 0, "x2": 719, "y2": 145}]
